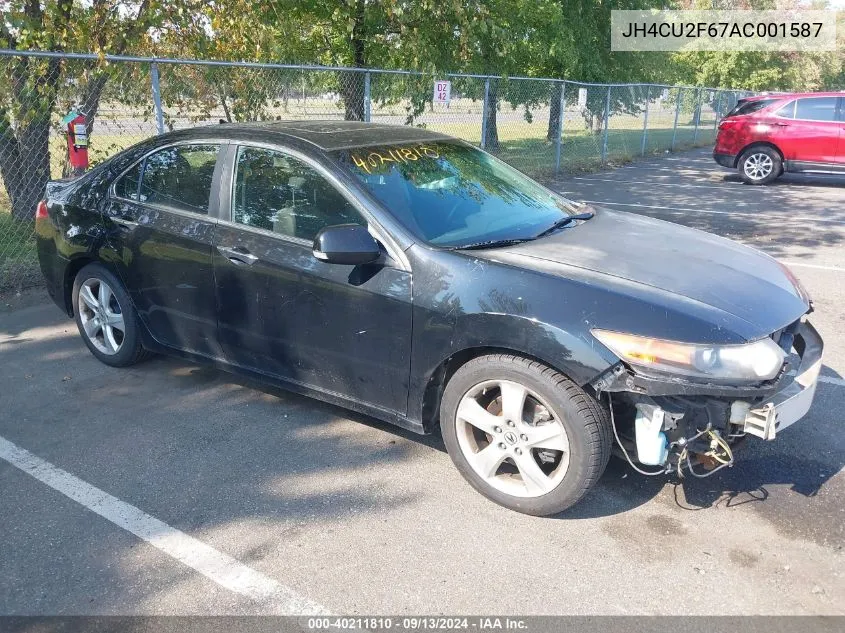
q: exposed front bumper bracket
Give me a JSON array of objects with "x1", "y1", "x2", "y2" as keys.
[{"x1": 743, "y1": 321, "x2": 823, "y2": 440}]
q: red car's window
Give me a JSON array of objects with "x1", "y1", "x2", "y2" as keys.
[
  {"x1": 726, "y1": 98, "x2": 778, "y2": 117},
  {"x1": 794, "y1": 97, "x2": 838, "y2": 122},
  {"x1": 775, "y1": 101, "x2": 796, "y2": 119}
]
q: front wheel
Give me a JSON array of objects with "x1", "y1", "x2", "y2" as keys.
[
  {"x1": 440, "y1": 354, "x2": 612, "y2": 516},
  {"x1": 738, "y1": 146, "x2": 782, "y2": 185}
]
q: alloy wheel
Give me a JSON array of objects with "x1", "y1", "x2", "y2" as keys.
[
  {"x1": 77, "y1": 277, "x2": 126, "y2": 355},
  {"x1": 455, "y1": 379, "x2": 570, "y2": 498},
  {"x1": 743, "y1": 152, "x2": 773, "y2": 181}
]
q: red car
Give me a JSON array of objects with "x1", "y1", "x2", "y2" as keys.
[{"x1": 714, "y1": 92, "x2": 844, "y2": 184}]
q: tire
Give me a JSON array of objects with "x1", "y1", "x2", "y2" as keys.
[
  {"x1": 738, "y1": 146, "x2": 782, "y2": 185},
  {"x1": 440, "y1": 354, "x2": 612, "y2": 516},
  {"x1": 72, "y1": 263, "x2": 151, "y2": 367}
]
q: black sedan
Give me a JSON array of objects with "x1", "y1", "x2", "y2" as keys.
[{"x1": 36, "y1": 121, "x2": 823, "y2": 516}]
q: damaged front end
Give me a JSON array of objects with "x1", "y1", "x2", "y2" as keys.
[{"x1": 590, "y1": 319, "x2": 823, "y2": 477}]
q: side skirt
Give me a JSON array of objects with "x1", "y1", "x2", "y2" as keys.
[{"x1": 785, "y1": 160, "x2": 845, "y2": 175}]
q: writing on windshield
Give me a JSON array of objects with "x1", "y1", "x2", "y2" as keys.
[{"x1": 351, "y1": 145, "x2": 441, "y2": 174}]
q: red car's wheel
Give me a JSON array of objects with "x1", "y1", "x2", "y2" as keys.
[{"x1": 738, "y1": 146, "x2": 782, "y2": 185}]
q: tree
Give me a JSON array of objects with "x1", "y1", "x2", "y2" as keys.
[
  {"x1": 455, "y1": 0, "x2": 564, "y2": 150},
  {"x1": 1, "y1": 0, "x2": 72, "y2": 220},
  {"x1": 0, "y1": 0, "x2": 205, "y2": 219},
  {"x1": 262, "y1": 0, "x2": 466, "y2": 121},
  {"x1": 526, "y1": 0, "x2": 667, "y2": 142},
  {"x1": 668, "y1": 0, "x2": 843, "y2": 92}
]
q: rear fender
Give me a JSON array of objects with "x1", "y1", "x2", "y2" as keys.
[{"x1": 738, "y1": 141, "x2": 784, "y2": 165}]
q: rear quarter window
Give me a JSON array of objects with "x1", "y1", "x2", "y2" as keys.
[
  {"x1": 775, "y1": 101, "x2": 796, "y2": 119},
  {"x1": 114, "y1": 163, "x2": 142, "y2": 201}
]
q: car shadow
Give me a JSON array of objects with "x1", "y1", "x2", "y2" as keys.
[
  {"x1": 196, "y1": 363, "x2": 448, "y2": 454},
  {"x1": 720, "y1": 172, "x2": 845, "y2": 189}
]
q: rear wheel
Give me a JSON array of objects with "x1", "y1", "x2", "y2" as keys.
[
  {"x1": 72, "y1": 263, "x2": 150, "y2": 367},
  {"x1": 738, "y1": 146, "x2": 782, "y2": 185},
  {"x1": 440, "y1": 354, "x2": 612, "y2": 516}
]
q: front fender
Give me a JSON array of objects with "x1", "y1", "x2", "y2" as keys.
[
  {"x1": 449, "y1": 312, "x2": 616, "y2": 386},
  {"x1": 406, "y1": 310, "x2": 618, "y2": 429}
]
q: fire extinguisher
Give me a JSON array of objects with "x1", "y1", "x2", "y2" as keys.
[{"x1": 62, "y1": 110, "x2": 89, "y2": 174}]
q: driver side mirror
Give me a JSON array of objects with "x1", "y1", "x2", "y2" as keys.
[{"x1": 313, "y1": 224, "x2": 381, "y2": 265}]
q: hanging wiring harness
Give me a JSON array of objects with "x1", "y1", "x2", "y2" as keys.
[{"x1": 606, "y1": 393, "x2": 735, "y2": 478}]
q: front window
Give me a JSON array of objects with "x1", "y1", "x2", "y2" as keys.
[
  {"x1": 233, "y1": 146, "x2": 364, "y2": 241},
  {"x1": 334, "y1": 142, "x2": 579, "y2": 247},
  {"x1": 794, "y1": 97, "x2": 838, "y2": 122}
]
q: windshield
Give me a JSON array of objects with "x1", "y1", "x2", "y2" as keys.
[{"x1": 333, "y1": 141, "x2": 579, "y2": 247}]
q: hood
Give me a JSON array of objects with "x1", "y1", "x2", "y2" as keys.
[{"x1": 483, "y1": 208, "x2": 809, "y2": 337}]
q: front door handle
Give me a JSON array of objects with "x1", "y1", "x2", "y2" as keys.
[
  {"x1": 111, "y1": 216, "x2": 139, "y2": 230},
  {"x1": 771, "y1": 122, "x2": 789, "y2": 127},
  {"x1": 217, "y1": 245, "x2": 258, "y2": 266}
]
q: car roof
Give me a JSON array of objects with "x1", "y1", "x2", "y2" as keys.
[
  {"x1": 156, "y1": 120, "x2": 454, "y2": 152},
  {"x1": 742, "y1": 91, "x2": 845, "y2": 101}
]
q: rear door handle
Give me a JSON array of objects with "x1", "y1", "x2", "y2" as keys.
[
  {"x1": 771, "y1": 122, "x2": 789, "y2": 127},
  {"x1": 217, "y1": 245, "x2": 258, "y2": 266}
]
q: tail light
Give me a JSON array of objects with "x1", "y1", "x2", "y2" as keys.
[{"x1": 35, "y1": 200, "x2": 48, "y2": 220}]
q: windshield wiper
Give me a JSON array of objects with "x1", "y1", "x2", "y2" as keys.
[
  {"x1": 448, "y1": 211, "x2": 595, "y2": 250},
  {"x1": 451, "y1": 238, "x2": 535, "y2": 250},
  {"x1": 533, "y1": 211, "x2": 594, "y2": 239}
]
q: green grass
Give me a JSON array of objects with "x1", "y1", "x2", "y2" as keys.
[
  {"x1": 484, "y1": 124, "x2": 717, "y2": 177},
  {"x1": 0, "y1": 211, "x2": 38, "y2": 294}
]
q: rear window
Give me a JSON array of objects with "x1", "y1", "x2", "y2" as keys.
[
  {"x1": 138, "y1": 144, "x2": 220, "y2": 214},
  {"x1": 725, "y1": 98, "x2": 778, "y2": 117},
  {"x1": 114, "y1": 163, "x2": 142, "y2": 201}
]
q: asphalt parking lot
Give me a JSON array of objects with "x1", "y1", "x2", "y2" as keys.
[{"x1": 1, "y1": 148, "x2": 843, "y2": 616}]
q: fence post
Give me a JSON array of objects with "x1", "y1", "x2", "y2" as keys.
[
  {"x1": 554, "y1": 81, "x2": 566, "y2": 175},
  {"x1": 481, "y1": 77, "x2": 491, "y2": 149},
  {"x1": 640, "y1": 86, "x2": 650, "y2": 157},
  {"x1": 601, "y1": 85, "x2": 611, "y2": 165},
  {"x1": 150, "y1": 62, "x2": 165, "y2": 135},
  {"x1": 363, "y1": 71, "x2": 371, "y2": 123},
  {"x1": 671, "y1": 87, "x2": 682, "y2": 151},
  {"x1": 713, "y1": 91, "x2": 722, "y2": 130},
  {"x1": 693, "y1": 88, "x2": 701, "y2": 144}
]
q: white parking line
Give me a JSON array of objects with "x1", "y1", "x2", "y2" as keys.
[
  {"x1": 820, "y1": 375, "x2": 845, "y2": 387},
  {"x1": 783, "y1": 261, "x2": 845, "y2": 273},
  {"x1": 0, "y1": 435, "x2": 329, "y2": 616},
  {"x1": 573, "y1": 176, "x2": 740, "y2": 191},
  {"x1": 572, "y1": 175, "x2": 845, "y2": 196},
  {"x1": 577, "y1": 199, "x2": 845, "y2": 225}
]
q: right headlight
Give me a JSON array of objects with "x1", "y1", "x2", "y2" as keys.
[{"x1": 592, "y1": 329, "x2": 786, "y2": 383}]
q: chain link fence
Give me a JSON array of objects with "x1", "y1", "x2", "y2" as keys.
[{"x1": 0, "y1": 50, "x2": 751, "y2": 293}]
